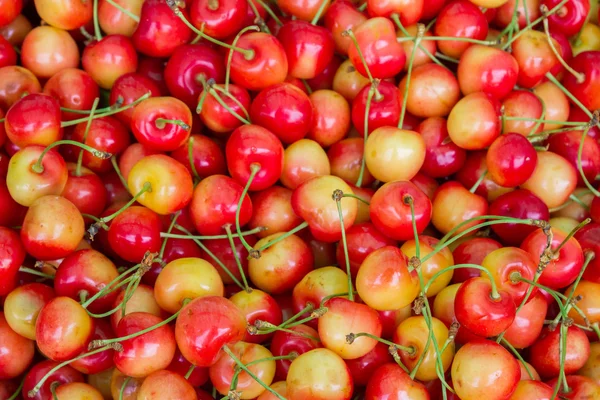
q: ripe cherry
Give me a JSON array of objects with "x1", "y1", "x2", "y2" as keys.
[
  {"x1": 365, "y1": 363, "x2": 429, "y2": 400},
  {"x1": 5, "y1": 93, "x2": 62, "y2": 148},
  {"x1": 82, "y1": 35, "x2": 139, "y2": 90},
  {"x1": 529, "y1": 326, "x2": 590, "y2": 379},
  {"x1": 22, "y1": 360, "x2": 84, "y2": 400},
  {"x1": 309, "y1": 89, "x2": 352, "y2": 147},
  {"x1": 447, "y1": 92, "x2": 501, "y2": 150},
  {"x1": 108, "y1": 206, "x2": 163, "y2": 263},
  {"x1": 435, "y1": 0, "x2": 489, "y2": 59},
  {"x1": 501, "y1": 90, "x2": 544, "y2": 136},
  {"x1": 487, "y1": 133, "x2": 538, "y2": 187},
  {"x1": 417, "y1": 117, "x2": 466, "y2": 178},
  {"x1": 21, "y1": 26, "x2": 79, "y2": 79}
]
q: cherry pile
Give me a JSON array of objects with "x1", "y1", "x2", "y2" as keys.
[{"x1": 1, "y1": 0, "x2": 600, "y2": 399}]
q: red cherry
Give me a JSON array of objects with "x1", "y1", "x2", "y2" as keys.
[
  {"x1": 529, "y1": 326, "x2": 590, "y2": 379},
  {"x1": 503, "y1": 292, "x2": 548, "y2": 350},
  {"x1": 22, "y1": 360, "x2": 84, "y2": 400},
  {"x1": 0, "y1": 311, "x2": 34, "y2": 379},
  {"x1": 271, "y1": 324, "x2": 322, "y2": 381},
  {"x1": 548, "y1": 130, "x2": 600, "y2": 186},
  {"x1": 0, "y1": 227, "x2": 25, "y2": 296},
  {"x1": 352, "y1": 81, "x2": 401, "y2": 136},
  {"x1": 367, "y1": 0, "x2": 423, "y2": 25},
  {"x1": 487, "y1": 133, "x2": 538, "y2": 187},
  {"x1": 109, "y1": 72, "x2": 161, "y2": 126},
  {"x1": 230, "y1": 288, "x2": 282, "y2": 343},
  {"x1": 189, "y1": 0, "x2": 248, "y2": 40},
  {"x1": 434, "y1": 0, "x2": 489, "y2": 59},
  {"x1": 501, "y1": 90, "x2": 545, "y2": 136},
  {"x1": 198, "y1": 83, "x2": 251, "y2": 134},
  {"x1": 512, "y1": 31, "x2": 562, "y2": 89},
  {"x1": 62, "y1": 164, "x2": 108, "y2": 220},
  {"x1": 431, "y1": 181, "x2": 489, "y2": 235},
  {"x1": 0, "y1": 66, "x2": 42, "y2": 110},
  {"x1": 452, "y1": 238, "x2": 503, "y2": 283},
  {"x1": 170, "y1": 134, "x2": 227, "y2": 179},
  {"x1": 70, "y1": 318, "x2": 116, "y2": 375},
  {"x1": 82, "y1": 35, "x2": 139, "y2": 90},
  {"x1": 574, "y1": 223, "x2": 600, "y2": 283},
  {"x1": 108, "y1": 206, "x2": 163, "y2": 263},
  {"x1": 43, "y1": 68, "x2": 100, "y2": 122},
  {"x1": 0, "y1": 0, "x2": 22, "y2": 27},
  {"x1": 325, "y1": 0, "x2": 365, "y2": 55},
  {"x1": 417, "y1": 117, "x2": 466, "y2": 178},
  {"x1": 5, "y1": 93, "x2": 62, "y2": 148},
  {"x1": 366, "y1": 363, "x2": 429, "y2": 399},
  {"x1": 546, "y1": 375, "x2": 600, "y2": 400},
  {"x1": 542, "y1": 0, "x2": 590, "y2": 37},
  {"x1": 345, "y1": 342, "x2": 393, "y2": 387}
]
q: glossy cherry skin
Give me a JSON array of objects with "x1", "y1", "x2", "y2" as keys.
[
  {"x1": 451, "y1": 340, "x2": 520, "y2": 400},
  {"x1": 0, "y1": 0, "x2": 22, "y2": 27},
  {"x1": 62, "y1": 163, "x2": 108, "y2": 220},
  {"x1": 228, "y1": 32, "x2": 289, "y2": 91},
  {"x1": 190, "y1": 174, "x2": 253, "y2": 235},
  {"x1": 345, "y1": 342, "x2": 393, "y2": 387},
  {"x1": 435, "y1": 0, "x2": 489, "y2": 59},
  {"x1": 167, "y1": 349, "x2": 209, "y2": 387},
  {"x1": 70, "y1": 318, "x2": 116, "y2": 375},
  {"x1": 348, "y1": 17, "x2": 405, "y2": 79},
  {"x1": 43, "y1": 68, "x2": 100, "y2": 122},
  {"x1": 548, "y1": 130, "x2": 600, "y2": 185},
  {"x1": 0, "y1": 66, "x2": 42, "y2": 110},
  {"x1": 512, "y1": 31, "x2": 562, "y2": 89},
  {"x1": 488, "y1": 133, "x2": 538, "y2": 187},
  {"x1": 109, "y1": 72, "x2": 161, "y2": 125},
  {"x1": 454, "y1": 277, "x2": 516, "y2": 338},
  {"x1": 447, "y1": 92, "x2": 501, "y2": 150},
  {"x1": 200, "y1": 235, "x2": 257, "y2": 286},
  {"x1": 21, "y1": 25, "x2": 79, "y2": 79},
  {"x1": 327, "y1": 137, "x2": 374, "y2": 187},
  {"x1": 137, "y1": 369, "x2": 197, "y2": 400},
  {"x1": 277, "y1": 20, "x2": 335, "y2": 80},
  {"x1": 501, "y1": 90, "x2": 544, "y2": 136},
  {"x1": 452, "y1": 238, "x2": 503, "y2": 283},
  {"x1": 98, "y1": 0, "x2": 143, "y2": 36},
  {"x1": 22, "y1": 360, "x2": 84, "y2": 400},
  {"x1": 574, "y1": 223, "x2": 600, "y2": 283},
  {"x1": 131, "y1": 97, "x2": 192, "y2": 151},
  {"x1": 365, "y1": 362, "x2": 429, "y2": 400},
  {"x1": 189, "y1": 0, "x2": 248, "y2": 39},
  {"x1": 309, "y1": 89, "x2": 352, "y2": 147},
  {"x1": 0, "y1": 227, "x2": 25, "y2": 297},
  {"x1": 35, "y1": 296, "x2": 94, "y2": 361},
  {"x1": 82, "y1": 35, "x2": 139, "y2": 90},
  {"x1": 132, "y1": 0, "x2": 192, "y2": 58},
  {"x1": 114, "y1": 312, "x2": 176, "y2": 378},
  {"x1": 417, "y1": 117, "x2": 466, "y2": 178},
  {"x1": 286, "y1": 348, "x2": 353, "y2": 400},
  {"x1": 324, "y1": 1, "x2": 367, "y2": 55},
  {"x1": 521, "y1": 227, "x2": 584, "y2": 289},
  {"x1": 431, "y1": 181, "x2": 489, "y2": 235},
  {"x1": 542, "y1": 0, "x2": 590, "y2": 37},
  {"x1": 226, "y1": 124, "x2": 284, "y2": 191},
  {"x1": 108, "y1": 206, "x2": 163, "y2": 263},
  {"x1": 164, "y1": 43, "x2": 225, "y2": 109},
  {"x1": 250, "y1": 83, "x2": 313, "y2": 144},
  {"x1": 503, "y1": 292, "x2": 548, "y2": 350},
  {"x1": 230, "y1": 289, "x2": 282, "y2": 344},
  {"x1": 198, "y1": 83, "x2": 251, "y2": 134},
  {"x1": 481, "y1": 247, "x2": 538, "y2": 304},
  {"x1": 521, "y1": 151, "x2": 577, "y2": 210},
  {"x1": 529, "y1": 326, "x2": 590, "y2": 379},
  {"x1": 3, "y1": 282, "x2": 54, "y2": 340},
  {"x1": 271, "y1": 324, "x2": 322, "y2": 381},
  {"x1": 171, "y1": 134, "x2": 227, "y2": 179},
  {"x1": 489, "y1": 189, "x2": 549, "y2": 246},
  {"x1": 546, "y1": 375, "x2": 600, "y2": 400},
  {"x1": 175, "y1": 296, "x2": 247, "y2": 367},
  {"x1": 247, "y1": 185, "x2": 303, "y2": 238},
  {"x1": 5, "y1": 93, "x2": 62, "y2": 148},
  {"x1": 0, "y1": 311, "x2": 34, "y2": 379},
  {"x1": 110, "y1": 283, "x2": 163, "y2": 333}
]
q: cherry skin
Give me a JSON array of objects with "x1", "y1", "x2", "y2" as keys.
[
  {"x1": 435, "y1": 0, "x2": 489, "y2": 59},
  {"x1": 546, "y1": 375, "x2": 600, "y2": 400},
  {"x1": 327, "y1": 137, "x2": 374, "y2": 186},
  {"x1": 247, "y1": 186, "x2": 303, "y2": 239},
  {"x1": 70, "y1": 318, "x2": 116, "y2": 375},
  {"x1": 170, "y1": 134, "x2": 227, "y2": 179},
  {"x1": 110, "y1": 368, "x2": 145, "y2": 400},
  {"x1": 503, "y1": 291, "x2": 548, "y2": 350},
  {"x1": 3, "y1": 282, "x2": 54, "y2": 340},
  {"x1": 324, "y1": 1, "x2": 368, "y2": 55},
  {"x1": 309, "y1": 89, "x2": 352, "y2": 147},
  {"x1": 62, "y1": 163, "x2": 108, "y2": 220},
  {"x1": 529, "y1": 326, "x2": 590, "y2": 379},
  {"x1": 167, "y1": 349, "x2": 209, "y2": 387},
  {"x1": 54, "y1": 249, "x2": 119, "y2": 314},
  {"x1": 137, "y1": 369, "x2": 197, "y2": 400},
  {"x1": 230, "y1": 288, "x2": 282, "y2": 343},
  {"x1": 431, "y1": 181, "x2": 489, "y2": 235},
  {"x1": 110, "y1": 284, "x2": 162, "y2": 332},
  {"x1": 5, "y1": 93, "x2": 62, "y2": 148},
  {"x1": 286, "y1": 348, "x2": 353, "y2": 400},
  {"x1": 132, "y1": 0, "x2": 192, "y2": 58},
  {"x1": 22, "y1": 360, "x2": 84, "y2": 400},
  {"x1": 117, "y1": 143, "x2": 160, "y2": 182},
  {"x1": 345, "y1": 342, "x2": 393, "y2": 387},
  {"x1": 543, "y1": 0, "x2": 590, "y2": 38},
  {"x1": 574, "y1": 223, "x2": 600, "y2": 283},
  {"x1": 43, "y1": 68, "x2": 100, "y2": 122},
  {"x1": 481, "y1": 247, "x2": 538, "y2": 304},
  {"x1": 0, "y1": 0, "x2": 22, "y2": 27},
  {"x1": 21, "y1": 195, "x2": 84, "y2": 261},
  {"x1": 356, "y1": 246, "x2": 420, "y2": 311},
  {"x1": 454, "y1": 277, "x2": 516, "y2": 338},
  {"x1": 53, "y1": 382, "x2": 105, "y2": 400},
  {"x1": 447, "y1": 91, "x2": 501, "y2": 150},
  {"x1": 109, "y1": 72, "x2": 162, "y2": 126},
  {"x1": 227, "y1": 32, "x2": 289, "y2": 91},
  {"x1": 501, "y1": 90, "x2": 545, "y2": 136},
  {"x1": 36, "y1": 296, "x2": 94, "y2": 361},
  {"x1": 489, "y1": 189, "x2": 550, "y2": 246},
  {"x1": 0, "y1": 311, "x2": 35, "y2": 380},
  {"x1": 82, "y1": 35, "x2": 139, "y2": 90},
  {"x1": 365, "y1": 362, "x2": 429, "y2": 400},
  {"x1": 189, "y1": 0, "x2": 248, "y2": 40},
  {"x1": 487, "y1": 132, "x2": 538, "y2": 188},
  {"x1": 333, "y1": 59, "x2": 370, "y2": 101},
  {"x1": 108, "y1": 206, "x2": 163, "y2": 263},
  {"x1": 175, "y1": 296, "x2": 247, "y2": 367},
  {"x1": 250, "y1": 83, "x2": 313, "y2": 145},
  {"x1": 281, "y1": 139, "x2": 330, "y2": 190},
  {"x1": 548, "y1": 129, "x2": 600, "y2": 186},
  {"x1": 0, "y1": 227, "x2": 25, "y2": 297},
  {"x1": 114, "y1": 312, "x2": 177, "y2": 378},
  {"x1": 21, "y1": 25, "x2": 79, "y2": 79},
  {"x1": 0, "y1": 66, "x2": 42, "y2": 110},
  {"x1": 249, "y1": 232, "x2": 314, "y2": 294},
  {"x1": 348, "y1": 17, "x2": 405, "y2": 79},
  {"x1": 451, "y1": 339, "x2": 520, "y2": 400},
  {"x1": 198, "y1": 83, "x2": 251, "y2": 134},
  {"x1": 417, "y1": 117, "x2": 467, "y2": 178},
  {"x1": 270, "y1": 324, "x2": 322, "y2": 381},
  {"x1": 226, "y1": 124, "x2": 284, "y2": 192},
  {"x1": 33, "y1": 0, "x2": 90, "y2": 30},
  {"x1": 200, "y1": 235, "x2": 257, "y2": 286},
  {"x1": 511, "y1": 30, "x2": 562, "y2": 89},
  {"x1": 98, "y1": 0, "x2": 143, "y2": 36}
]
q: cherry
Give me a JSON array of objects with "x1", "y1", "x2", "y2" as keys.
[
  {"x1": 230, "y1": 288, "x2": 282, "y2": 343},
  {"x1": 0, "y1": 311, "x2": 34, "y2": 379},
  {"x1": 5, "y1": 93, "x2": 63, "y2": 148},
  {"x1": 432, "y1": 181, "x2": 489, "y2": 235},
  {"x1": 109, "y1": 72, "x2": 162, "y2": 126},
  {"x1": 434, "y1": 0, "x2": 489, "y2": 59},
  {"x1": 110, "y1": 284, "x2": 162, "y2": 332},
  {"x1": 521, "y1": 151, "x2": 577, "y2": 210},
  {"x1": 495, "y1": 0, "x2": 541, "y2": 29},
  {"x1": 503, "y1": 291, "x2": 548, "y2": 350},
  {"x1": 82, "y1": 35, "x2": 139, "y2": 90},
  {"x1": 0, "y1": 65, "x2": 42, "y2": 110},
  {"x1": 511, "y1": 31, "x2": 562, "y2": 89},
  {"x1": 574, "y1": 223, "x2": 600, "y2": 283},
  {"x1": 521, "y1": 227, "x2": 584, "y2": 290},
  {"x1": 54, "y1": 249, "x2": 119, "y2": 314},
  {"x1": 365, "y1": 363, "x2": 429, "y2": 400},
  {"x1": 62, "y1": 165, "x2": 107, "y2": 221},
  {"x1": 108, "y1": 206, "x2": 163, "y2": 263},
  {"x1": 3, "y1": 282, "x2": 54, "y2": 340},
  {"x1": 227, "y1": 32, "x2": 289, "y2": 91},
  {"x1": 487, "y1": 133, "x2": 538, "y2": 187},
  {"x1": 33, "y1": 0, "x2": 91, "y2": 30},
  {"x1": 98, "y1": 0, "x2": 143, "y2": 36},
  {"x1": 327, "y1": 138, "x2": 374, "y2": 186},
  {"x1": 36, "y1": 296, "x2": 94, "y2": 361},
  {"x1": 548, "y1": 130, "x2": 600, "y2": 186},
  {"x1": 281, "y1": 139, "x2": 330, "y2": 189},
  {"x1": 0, "y1": 227, "x2": 25, "y2": 297},
  {"x1": 21, "y1": 26, "x2": 79, "y2": 79},
  {"x1": 286, "y1": 348, "x2": 353, "y2": 400},
  {"x1": 43, "y1": 68, "x2": 100, "y2": 122},
  {"x1": 309, "y1": 89, "x2": 352, "y2": 147},
  {"x1": 455, "y1": 277, "x2": 516, "y2": 337},
  {"x1": 452, "y1": 339, "x2": 520, "y2": 400},
  {"x1": 175, "y1": 296, "x2": 247, "y2": 367},
  {"x1": 501, "y1": 90, "x2": 545, "y2": 136},
  {"x1": 114, "y1": 312, "x2": 177, "y2": 378},
  {"x1": 345, "y1": 342, "x2": 393, "y2": 387},
  {"x1": 248, "y1": 186, "x2": 304, "y2": 238},
  {"x1": 270, "y1": 324, "x2": 322, "y2": 381},
  {"x1": 417, "y1": 116, "x2": 466, "y2": 178},
  {"x1": 249, "y1": 232, "x2": 314, "y2": 294},
  {"x1": 482, "y1": 246, "x2": 539, "y2": 304},
  {"x1": 250, "y1": 82, "x2": 313, "y2": 144},
  {"x1": 201, "y1": 235, "x2": 258, "y2": 286},
  {"x1": 117, "y1": 143, "x2": 160, "y2": 182},
  {"x1": 198, "y1": 83, "x2": 251, "y2": 134},
  {"x1": 189, "y1": 0, "x2": 248, "y2": 40},
  {"x1": 324, "y1": 1, "x2": 367, "y2": 55},
  {"x1": 171, "y1": 134, "x2": 227, "y2": 179},
  {"x1": 529, "y1": 326, "x2": 590, "y2": 379},
  {"x1": 109, "y1": 368, "x2": 145, "y2": 400},
  {"x1": 546, "y1": 375, "x2": 600, "y2": 399},
  {"x1": 226, "y1": 124, "x2": 284, "y2": 191},
  {"x1": 68, "y1": 318, "x2": 116, "y2": 375},
  {"x1": 137, "y1": 369, "x2": 197, "y2": 400},
  {"x1": 190, "y1": 174, "x2": 253, "y2": 235},
  {"x1": 356, "y1": 246, "x2": 420, "y2": 311},
  {"x1": 22, "y1": 360, "x2": 84, "y2": 400},
  {"x1": 579, "y1": 342, "x2": 600, "y2": 384},
  {"x1": 543, "y1": 0, "x2": 590, "y2": 37},
  {"x1": 333, "y1": 59, "x2": 370, "y2": 101},
  {"x1": 53, "y1": 382, "x2": 105, "y2": 399},
  {"x1": 447, "y1": 91, "x2": 501, "y2": 150},
  {"x1": 167, "y1": 349, "x2": 209, "y2": 387},
  {"x1": 532, "y1": 82, "x2": 570, "y2": 132},
  {"x1": 348, "y1": 17, "x2": 406, "y2": 80},
  {"x1": 489, "y1": 189, "x2": 550, "y2": 246}
]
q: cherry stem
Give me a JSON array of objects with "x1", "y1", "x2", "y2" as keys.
[
  {"x1": 81, "y1": 263, "x2": 144, "y2": 309},
  {"x1": 87, "y1": 278, "x2": 140, "y2": 319},
  {"x1": 577, "y1": 126, "x2": 600, "y2": 197},
  {"x1": 398, "y1": 24, "x2": 426, "y2": 129},
  {"x1": 551, "y1": 218, "x2": 591, "y2": 254},
  {"x1": 60, "y1": 97, "x2": 122, "y2": 114},
  {"x1": 159, "y1": 211, "x2": 180, "y2": 260},
  {"x1": 184, "y1": 365, "x2": 195, "y2": 380},
  {"x1": 92, "y1": 0, "x2": 102, "y2": 41},
  {"x1": 31, "y1": 140, "x2": 111, "y2": 174},
  {"x1": 310, "y1": 0, "x2": 329, "y2": 25},
  {"x1": 405, "y1": 195, "x2": 421, "y2": 260},
  {"x1": 7, "y1": 378, "x2": 24, "y2": 400},
  {"x1": 528, "y1": 94, "x2": 547, "y2": 136},
  {"x1": 61, "y1": 92, "x2": 151, "y2": 127},
  {"x1": 236, "y1": 163, "x2": 261, "y2": 253},
  {"x1": 224, "y1": 224, "x2": 251, "y2": 292},
  {"x1": 209, "y1": 86, "x2": 252, "y2": 125},
  {"x1": 283, "y1": 307, "x2": 327, "y2": 329},
  {"x1": 111, "y1": 156, "x2": 130, "y2": 193},
  {"x1": 105, "y1": 0, "x2": 140, "y2": 22},
  {"x1": 225, "y1": 25, "x2": 261, "y2": 92},
  {"x1": 252, "y1": 321, "x2": 321, "y2": 341},
  {"x1": 343, "y1": 29, "x2": 375, "y2": 82},
  {"x1": 502, "y1": 0, "x2": 569, "y2": 49},
  {"x1": 502, "y1": 116, "x2": 584, "y2": 126},
  {"x1": 347, "y1": 332, "x2": 415, "y2": 355},
  {"x1": 174, "y1": 224, "x2": 246, "y2": 290},
  {"x1": 119, "y1": 377, "x2": 130, "y2": 400},
  {"x1": 409, "y1": 329, "x2": 432, "y2": 380},
  {"x1": 544, "y1": 72, "x2": 594, "y2": 119},
  {"x1": 301, "y1": 79, "x2": 313, "y2": 94},
  {"x1": 568, "y1": 193, "x2": 591, "y2": 211},
  {"x1": 343, "y1": 193, "x2": 369, "y2": 205},
  {"x1": 160, "y1": 226, "x2": 265, "y2": 240},
  {"x1": 541, "y1": 6, "x2": 585, "y2": 83},
  {"x1": 511, "y1": 274, "x2": 569, "y2": 319},
  {"x1": 221, "y1": 346, "x2": 286, "y2": 400},
  {"x1": 50, "y1": 381, "x2": 59, "y2": 400},
  {"x1": 94, "y1": 182, "x2": 152, "y2": 226},
  {"x1": 28, "y1": 345, "x2": 116, "y2": 397},
  {"x1": 592, "y1": 323, "x2": 600, "y2": 341},
  {"x1": 398, "y1": 35, "x2": 500, "y2": 46},
  {"x1": 19, "y1": 266, "x2": 54, "y2": 279},
  {"x1": 392, "y1": 15, "x2": 445, "y2": 69},
  {"x1": 75, "y1": 97, "x2": 100, "y2": 177},
  {"x1": 356, "y1": 82, "x2": 377, "y2": 188},
  {"x1": 564, "y1": 251, "x2": 595, "y2": 306},
  {"x1": 434, "y1": 52, "x2": 459, "y2": 64},
  {"x1": 255, "y1": 0, "x2": 282, "y2": 26},
  {"x1": 469, "y1": 168, "x2": 488, "y2": 193},
  {"x1": 247, "y1": 1, "x2": 269, "y2": 34},
  {"x1": 280, "y1": 303, "x2": 314, "y2": 327},
  {"x1": 166, "y1": 0, "x2": 255, "y2": 60},
  {"x1": 187, "y1": 136, "x2": 201, "y2": 182},
  {"x1": 500, "y1": 338, "x2": 535, "y2": 380},
  {"x1": 253, "y1": 221, "x2": 309, "y2": 255},
  {"x1": 333, "y1": 189, "x2": 354, "y2": 301},
  {"x1": 155, "y1": 118, "x2": 190, "y2": 131}
]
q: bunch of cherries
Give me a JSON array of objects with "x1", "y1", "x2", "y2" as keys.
[{"x1": 1, "y1": 0, "x2": 600, "y2": 399}]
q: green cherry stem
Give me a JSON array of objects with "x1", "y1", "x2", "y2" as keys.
[
  {"x1": 391, "y1": 14, "x2": 445, "y2": 69},
  {"x1": 105, "y1": 0, "x2": 140, "y2": 22},
  {"x1": 527, "y1": 93, "x2": 547, "y2": 136},
  {"x1": 111, "y1": 156, "x2": 130, "y2": 193},
  {"x1": 252, "y1": 320, "x2": 321, "y2": 341},
  {"x1": 159, "y1": 226, "x2": 266, "y2": 240},
  {"x1": 406, "y1": 195, "x2": 421, "y2": 260},
  {"x1": 18, "y1": 267, "x2": 54, "y2": 279},
  {"x1": 346, "y1": 332, "x2": 416, "y2": 355},
  {"x1": 253, "y1": 222, "x2": 310, "y2": 255},
  {"x1": 159, "y1": 211, "x2": 181, "y2": 260},
  {"x1": 511, "y1": 274, "x2": 569, "y2": 320},
  {"x1": 310, "y1": 0, "x2": 329, "y2": 24},
  {"x1": 61, "y1": 92, "x2": 151, "y2": 127},
  {"x1": 551, "y1": 218, "x2": 591, "y2": 254},
  {"x1": 398, "y1": 24, "x2": 425, "y2": 129},
  {"x1": 343, "y1": 192, "x2": 370, "y2": 205},
  {"x1": 224, "y1": 224, "x2": 251, "y2": 292},
  {"x1": 577, "y1": 126, "x2": 600, "y2": 197},
  {"x1": 208, "y1": 85, "x2": 252, "y2": 125},
  {"x1": 343, "y1": 29, "x2": 375, "y2": 82},
  {"x1": 333, "y1": 189, "x2": 354, "y2": 301},
  {"x1": 280, "y1": 303, "x2": 314, "y2": 328},
  {"x1": 80, "y1": 266, "x2": 140, "y2": 309},
  {"x1": 75, "y1": 97, "x2": 100, "y2": 177},
  {"x1": 544, "y1": 72, "x2": 593, "y2": 119},
  {"x1": 7, "y1": 378, "x2": 25, "y2": 400},
  {"x1": 564, "y1": 251, "x2": 595, "y2": 305},
  {"x1": 212, "y1": 84, "x2": 252, "y2": 120},
  {"x1": 187, "y1": 136, "x2": 201, "y2": 182},
  {"x1": 434, "y1": 52, "x2": 459, "y2": 64},
  {"x1": 237, "y1": 163, "x2": 261, "y2": 254},
  {"x1": 221, "y1": 346, "x2": 286, "y2": 400},
  {"x1": 469, "y1": 168, "x2": 488, "y2": 193},
  {"x1": 225, "y1": 25, "x2": 261, "y2": 92},
  {"x1": 155, "y1": 118, "x2": 191, "y2": 131},
  {"x1": 92, "y1": 0, "x2": 102, "y2": 41},
  {"x1": 93, "y1": 182, "x2": 152, "y2": 226},
  {"x1": 255, "y1": 0, "x2": 283, "y2": 26},
  {"x1": 500, "y1": 337, "x2": 535, "y2": 380},
  {"x1": 184, "y1": 365, "x2": 196, "y2": 380},
  {"x1": 247, "y1": 1, "x2": 269, "y2": 33},
  {"x1": 502, "y1": 0, "x2": 569, "y2": 49},
  {"x1": 119, "y1": 377, "x2": 131, "y2": 400},
  {"x1": 356, "y1": 82, "x2": 377, "y2": 188},
  {"x1": 31, "y1": 140, "x2": 111, "y2": 174}
]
